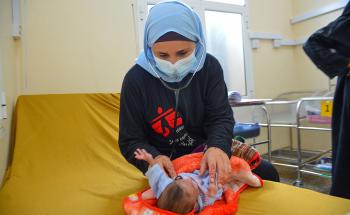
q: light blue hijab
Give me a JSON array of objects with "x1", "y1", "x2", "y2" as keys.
[{"x1": 136, "y1": 1, "x2": 206, "y2": 83}]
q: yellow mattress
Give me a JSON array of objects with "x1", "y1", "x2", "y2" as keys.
[{"x1": 0, "y1": 94, "x2": 349, "y2": 215}]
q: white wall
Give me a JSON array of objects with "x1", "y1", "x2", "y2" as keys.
[{"x1": 20, "y1": 0, "x2": 138, "y2": 94}]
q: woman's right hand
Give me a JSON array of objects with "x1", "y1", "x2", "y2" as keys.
[{"x1": 154, "y1": 155, "x2": 177, "y2": 178}]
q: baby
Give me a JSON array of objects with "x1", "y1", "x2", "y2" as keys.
[{"x1": 134, "y1": 148, "x2": 261, "y2": 214}]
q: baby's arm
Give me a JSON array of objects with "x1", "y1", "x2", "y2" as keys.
[
  {"x1": 134, "y1": 148, "x2": 156, "y2": 166},
  {"x1": 145, "y1": 163, "x2": 174, "y2": 199},
  {"x1": 135, "y1": 148, "x2": 173, "y2": 199}
]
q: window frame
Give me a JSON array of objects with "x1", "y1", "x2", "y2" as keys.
[{"x1": 135, "y1": 0, "x2": 254, "y2": 97}]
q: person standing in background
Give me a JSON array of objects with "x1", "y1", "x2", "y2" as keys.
[{"x1": 303, "y1": 2, "x2": 350, "y2": 199}]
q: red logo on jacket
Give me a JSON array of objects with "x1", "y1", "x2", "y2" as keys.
[{"x1": 151, "y1": 107, "x2": 183, "y2": 137}]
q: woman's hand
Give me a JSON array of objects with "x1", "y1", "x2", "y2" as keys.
[
  {"x1": 199, "y1": 147, "x2": 231, "y2": 196},
  {"x1": 154, "y1": 155, "x2": 177, "y2": 178},
  {"x1": 347, "y1": 63, "x2": 350, "y2": 78}
]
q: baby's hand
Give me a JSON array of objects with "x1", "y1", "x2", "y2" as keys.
[
  {"x1": 134, "y1": 149, "x2": 155, "y2": 166},
  {"x1": 208, "y1": 183, "x2": 217, "y2": 197},
  {"x1": 207, "y1": 171, "x2": 221, "y2": 197},
  {"x1": 207, "y1": 183, "x2": 218, "y2": 197}
]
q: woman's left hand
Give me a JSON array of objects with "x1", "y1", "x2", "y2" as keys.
[{"x1": 199, "y1": 147, "x2": 231, "y2": 196}]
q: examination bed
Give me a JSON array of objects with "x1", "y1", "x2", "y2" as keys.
[{"x1": 0, "y1": 94, "x2": 349, "y2": 215}]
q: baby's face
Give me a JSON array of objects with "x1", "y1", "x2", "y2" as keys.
[{"x1": 175, "y1": 176, "x2": 199, "y2": 204}]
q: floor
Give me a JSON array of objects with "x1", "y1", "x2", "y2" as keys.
[
  {"x1": 263, "y1": 148, "x2": 332, "y2": 194},
  {"x1": 275, "y1": 165, "x2": 331, "y2": 194}
]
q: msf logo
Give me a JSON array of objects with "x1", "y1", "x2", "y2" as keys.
[{"x1": 151, "y1": 106, "x2": 183, "y2": 137}]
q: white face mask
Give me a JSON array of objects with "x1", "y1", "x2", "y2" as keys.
[{"x1": 153, "y1": 50, "x2": 197, "y2": 79}]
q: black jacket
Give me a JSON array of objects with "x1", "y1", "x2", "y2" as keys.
[
  {"x1": 303, "y1": 2, "x2": 350, "y2": 79},
  {"x1": 303, "y1": 2, "x2": 350, "y2": 199},
  {"x1": 119, "y1": 54, "x2": 234, "y2": 173}
]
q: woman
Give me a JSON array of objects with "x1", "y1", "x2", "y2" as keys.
[
  {"x1": 119, "y1": 1, "x2": 278, "y2": 190},
  {"x1": 303, "y1": 2, "x2": 350, "y2": 199}
]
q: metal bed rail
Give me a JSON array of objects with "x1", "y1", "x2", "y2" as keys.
[{"x1": 264, "y1": 96, "x2": 333, "y2": 186}]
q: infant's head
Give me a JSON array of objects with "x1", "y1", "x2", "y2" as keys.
[{"x1": 157, "y1": 176, "x2": 199, "y2": 214}]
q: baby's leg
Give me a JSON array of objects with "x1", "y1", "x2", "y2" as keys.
[{"x1": 228, "y1": 157, "x2": 261, "y2": 187}]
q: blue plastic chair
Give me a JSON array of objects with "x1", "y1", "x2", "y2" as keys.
[{"x1": 233, "y1": 123, "x2": 260, "y2": 139}]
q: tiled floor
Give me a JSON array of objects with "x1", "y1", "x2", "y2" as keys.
[
  {"x1": 261, "y1": 148, "x2": 332, "y2": 194},
  {"x1": 275, "y1": 165, "x2": 331, "y2": 194}
]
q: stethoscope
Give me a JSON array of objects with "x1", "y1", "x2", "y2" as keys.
[{"x1": 147, "y1": 43, "x2": 205, "y2": 159}]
